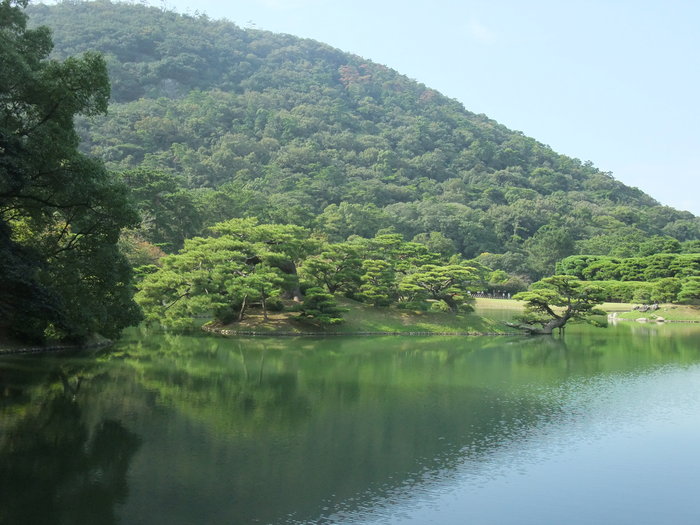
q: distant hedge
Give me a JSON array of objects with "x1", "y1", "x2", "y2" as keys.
[
  {"x1": 558, "y1": 253, "x2": 700, "y2": 282},
  {"x1": 580, "y1": 278, "x2": 682, "y2": 303}
]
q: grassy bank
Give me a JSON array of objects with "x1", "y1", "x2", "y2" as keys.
[
  {"x1": 207, "y1": 298, "x2": 700, "y2": 336},
  {"x1": 472, "y1": 298, "x2": 524, "y2": 312},
  {"x1": 600, "y1": 302, "x2": 637, "y2": 313},
  {"x1": 208, "y1": 297, "x2": 516, "y2": 335},
  {"x1": 614, "y1": 304, "x2": 700, "y2": 322}
]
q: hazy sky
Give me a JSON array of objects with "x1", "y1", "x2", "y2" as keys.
[{"x1": 137, "y1": 0, "x2": 699, "y2": 215}]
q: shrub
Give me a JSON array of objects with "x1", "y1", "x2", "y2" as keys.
[{"x1": 297, "y1": 288, "x2": 347, "y2": 325}]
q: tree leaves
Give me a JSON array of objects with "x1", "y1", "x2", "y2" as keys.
[
  {"x1": 1, "y1": 1, "x2": 140, "y2": 341},
  {"x1": 512, "y1": 276, "x2": 606, "y2": 334},
  {"x1": 27, "y1": 1, "x2": 700, "y2": 284}
]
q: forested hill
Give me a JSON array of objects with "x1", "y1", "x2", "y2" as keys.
[{"x1": 27, "y1": 1, "x2": 699, "y2": 278}]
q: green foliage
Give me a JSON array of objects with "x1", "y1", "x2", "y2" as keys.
[
  {"x1": 0, "y1": 222, "x2": 62, "y2": 341},
  {"x1": 523, "y1": 225, "x2": 574, "y2": 279},
  {"x1": 579, "y1": 280, "x2": 655, "y2": 303},
  {"x1": 297, "y1": 287, "x2": 347, "y2": 325},
  {"x1": 316, "y1": 203, "x2": 388, "y2": 241},
  {"x1": 299, "y1": 242, "x2": 363, "y2": 295},
  {"x1": 638, "y1": 236, "x2": 681, "y2": 256},
  {"x1": 487, "y1": 269, "x2": 528, "y2": 294},
  {"x1": 428, "y1": 300, "x2": 451, "y2": 312},
  {"x1": 475, "y1": 252, "x2": 529, "y2": 277},
  {"x1": 678, "y1": 277, "x2": 700, "y2": 304},
  {"x1": 513, "y1": 275, "x2": 606, "y2": 334},
  {"x1": 554, "y1": 277, "x2": 687, "y2": 305},
  {"x1": 411, "y1": 231, "x2": 457, "y2": 257},
  {"x1": 649, "y1": 277, "x2": 682, "y2": 303},
  {"x1": 1, "y1": 1, "x2": 141, "y2": 341},
  {"x1": 118, "y1": 168, "x2": 201, "y2": 251},
  {"x1": 399, "y1": 264, "x2": 477, "y2": 313},
  {"x1": 135, "y1": 219, "x2": 312, "y2": 327},
  {"x1": 681, "y1": 240, "x2": 700, "y2": 254},
  {"x1": 359, "y1": 259, "x2": 396, "y2": 306},
  {"x1": 118, "y1": 230, "x2": 166, "y2": 268},
  {"x1": 24, "y1": 2, "x2": 700, "y2": 282},
  {"x1": 558, "y1": 253, "x2": 700, "y2": 283},
  {"x1": 135, "y1": 223, "x2": 513, "y2": 328},
  {"x1": 209, "y1": 218, "x2": 316, "y2": 263}
]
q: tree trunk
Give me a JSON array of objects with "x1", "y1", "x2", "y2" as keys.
[
  {"x1": 507, "y1": 315, "x2": 569, "y2": 335},
  {"x1": 539, "y1": 316, "x2": 568, "y2": 334},
  {"x1": 276, "y1": 260, "x2": 304, "y2": 302},
  {"x1": 238, "y1": 294, "x2": 247, "y2": 322},
  {"x1": 288, "y1": 284, "x2": 303, "y2": 302},
  {"x1": 442, "y1": 294, "x2": 458, "y2": 313},
  {"x1": 261, "y1": 287, "x2": 268, "y2": 320}
]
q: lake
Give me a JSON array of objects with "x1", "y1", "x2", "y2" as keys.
[{"x1": 2, "y1": 322, "x2": 700, "y2": 524}]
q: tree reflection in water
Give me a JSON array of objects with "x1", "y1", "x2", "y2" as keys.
[{"x1": 0, "y1": 363, "x2": 140, "y2": 525}]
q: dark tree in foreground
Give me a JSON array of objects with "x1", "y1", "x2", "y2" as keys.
[
  {"x1": 0, "y1": 0, "x2": 141, "y2": 341},
  {"x1": 510, "y1": 275, "x2": 606, "y2": 335}
]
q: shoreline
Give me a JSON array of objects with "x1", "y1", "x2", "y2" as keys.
[
  {"x1": 0, "y1": 327, "x2": 521, "y2": 355},
  {"x1": 0, "y1": 341, "x2": 113, "y2": 356},
  {"x1": 609, "y1": 317, "x2": 700, "y2": 324},
  {"x1": 4, "y1": 301, "x2": 697, "y2": 354},
  {"x1": 204, "y1": 327, "x2": 521, "y2": 337}
]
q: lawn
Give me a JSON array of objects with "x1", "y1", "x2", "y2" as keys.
[
  {"x1": 615, "y1": 304, "x2": 700, "y2": 322},
  {"x1": 209, "y1": 297, "x2": 516, "y2": 335}
]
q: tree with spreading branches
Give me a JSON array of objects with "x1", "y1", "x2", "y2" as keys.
[{"x1": 510, "y1": 275, "x2": 606, "y2": 335}]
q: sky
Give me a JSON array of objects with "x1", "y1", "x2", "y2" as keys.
[{"x1": 138, "y1": 0, "x2": 700, "y2": 215}]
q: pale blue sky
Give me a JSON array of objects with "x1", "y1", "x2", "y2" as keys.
[{"x1": 138, "y1": 1, "x2": 699, "y2": 215}]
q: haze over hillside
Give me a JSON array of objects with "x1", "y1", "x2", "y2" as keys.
[{"x1": 28, "y1": 1, "x2": 700, "y2": 278}]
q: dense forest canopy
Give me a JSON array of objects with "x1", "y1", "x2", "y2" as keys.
[{"x1": 25, "y1": 1, "x2": 700, "y2": 284}]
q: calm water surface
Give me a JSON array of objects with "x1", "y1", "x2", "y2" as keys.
[{"x1": 2, "y1": 322, "x2": 700, "y2": 524}]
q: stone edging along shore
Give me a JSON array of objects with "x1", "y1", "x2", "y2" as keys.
[
  {"x1": 203, "y1": 326, "x2": 519, "y2": 337},
  {"x1": 607, "y1": 312, "x2": 700, "y2": 324},
  {"x1": 613, "y1": 319, "x2": 700, "y2": 324}
]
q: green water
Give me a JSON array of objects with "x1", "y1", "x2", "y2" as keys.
[{"x1": 2, "y1": 322, "x2": 700, "y2": 524}]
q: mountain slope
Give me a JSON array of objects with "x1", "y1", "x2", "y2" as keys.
[{"x1": 27, "y1": 1, "x2": 699, "y2": 277}]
